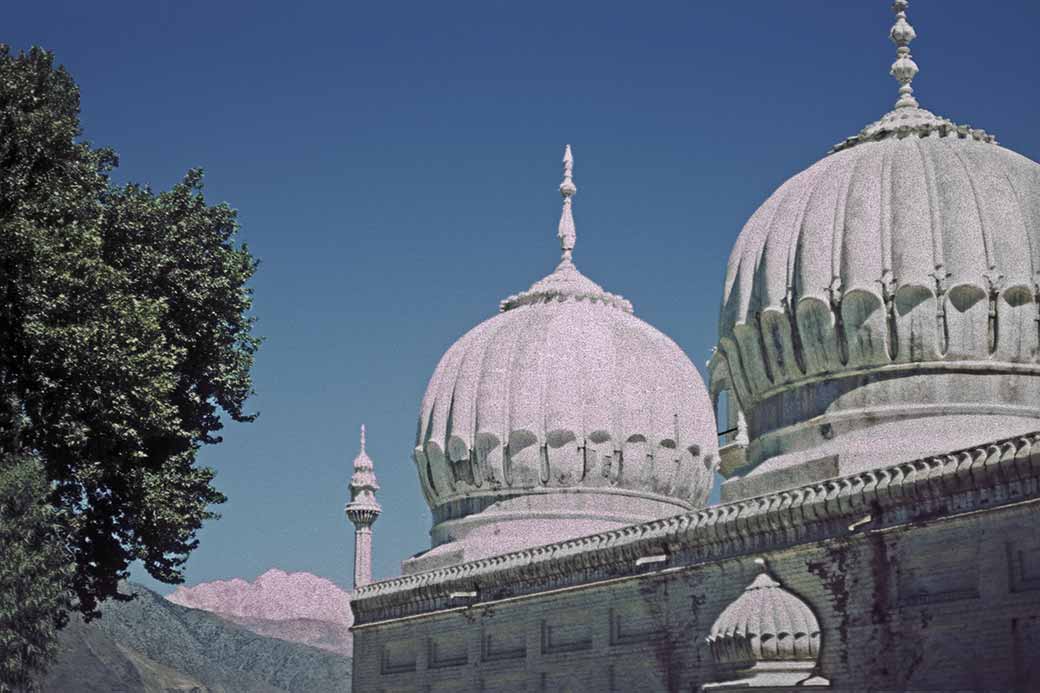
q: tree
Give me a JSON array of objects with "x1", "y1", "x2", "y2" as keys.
[
  {"x1": 0, "y1": 396, "x2": 74, "y2": 692},
  {"x1": 0, "y1": 43, "x2": 259, "y2": 628}
]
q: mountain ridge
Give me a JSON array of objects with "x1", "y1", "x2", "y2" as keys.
[
  {"x1": 166, "y1": 569, "x2": 352, "y2": 656},
  {"x1": 41, "y1": 582, "x2": 351, "y2": 693}
]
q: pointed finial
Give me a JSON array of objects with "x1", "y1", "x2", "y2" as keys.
[
  {"x1": 890, "y1": 0, "x2": 919, "y2": 109},
  {"x1": 359, "y1": 424, "x2": 366, "y2": 454},
  {"x1": 558, "y1": 145, "x2": 577, "y2": 263}
]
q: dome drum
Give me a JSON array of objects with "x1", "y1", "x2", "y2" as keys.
[
  {"x1": 714, "y1": 364, "x2": 1040, "y2": 500},
  {"x1": 400, "y1": 489, "x2": 695, "y2": 575}
]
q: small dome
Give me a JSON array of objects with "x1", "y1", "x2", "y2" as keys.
[
  {"x1": 709, "y1": 2, "x2": 1040, "y2": 495},
  {"x1": 408, "y1": 147, "x2": 718, "y2": 572},
  {"x1": 705, "y1": 560, "x2": 828, "y2": 689},
  {"x1": 708, "y1": 572, "x2": 820, "y2": 665}
]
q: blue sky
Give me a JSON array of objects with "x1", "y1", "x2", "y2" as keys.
[{"x1": 8, "y1": 0, "x2": 1040, "y2": 593}]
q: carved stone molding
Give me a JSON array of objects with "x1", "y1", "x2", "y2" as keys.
[{"x1": 353, "y1": 432, "x2": 1040, "y2": 626}]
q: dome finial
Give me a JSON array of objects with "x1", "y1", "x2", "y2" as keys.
[
  {"x1": 360, "y1": 423, "x2": 366, "y2": 453},
  {"x1": 558, "y1": 144, "x2": 577, "y2": 263},
  {"x1": 831, "y1": 0, "x2": 996, "y2": 154},
  {"x1": 890, "y1": 0, "x2": 919, "y2": 109}
]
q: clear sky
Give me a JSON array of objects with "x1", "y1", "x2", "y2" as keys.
[{"x1": 7, "y1": 0, "x2": 1040, "y2": 593}]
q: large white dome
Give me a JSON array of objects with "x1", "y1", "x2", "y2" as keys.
[
  {"x1": 407, "y1": 147, "x2": 718, "y2": 573},
  {"x1": 708, "y1": 3, "x2": 1040, "y2": 499}
]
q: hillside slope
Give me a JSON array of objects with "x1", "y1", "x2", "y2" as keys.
[{"x1": 41, "y1": 583, "x2": 351, "y2": 693}]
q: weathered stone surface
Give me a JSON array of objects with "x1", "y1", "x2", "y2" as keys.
[
  {"x1": 706, "y1": 1, "x2": 1040, "y2": 492},
  {"x1": 352, "y1": 432, "x2": 1040, "y2": 691},
  {"x1": 710, "y1": 95, "x2": 1040, "y2": 491}
]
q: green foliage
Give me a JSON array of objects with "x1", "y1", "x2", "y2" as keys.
[
  {"x1": 0, "y1": 440, "x2": 74, "y2": 691},
  {"x1": 0, "y1": 41, "x2": 259, "y2": 636}
]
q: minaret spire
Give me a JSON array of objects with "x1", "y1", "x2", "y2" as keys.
[
  {"x1": 890, "y1": 0, "x2": 919, "y2": 109},
  {"x1": 345, "y1": 424, "x2": 380, "y2": 589},
  {"x1": 557, "y1": 144, "x2": 577, "y2": 264}
]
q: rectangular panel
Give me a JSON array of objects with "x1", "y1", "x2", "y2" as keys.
[
  {"x1": 1013, "y1": 617, "x2": 1040, "y2": 688},
  {"x1": 540, "y1": 612, "x2": 592, "y2": 654},
  {"x1": 482, "y1": 624, "x2": 527, "y2": 662},
  {"x1": 897, "y1": 530, "x2": 979, "y2": 605},
  {"x1": 1008, "y1": 539, "x2": 1040, "y2": 593},
  {"x1": 428, "y1": 634, "x2": 468, "y2": 669},
  {"x1": 609, "y1": 602, "x2": 667, "y2": 645},
  {"x1": 381, "y1": 639, "x2": 417, "y2": 675}
]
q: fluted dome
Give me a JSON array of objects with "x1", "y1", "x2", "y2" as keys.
[
  {"x1": 708, "y1": 4, "x2": 1040, "y2": 499},
  {"x1": 705, "y1": 562, "x2": 828, "y2": 689},
  {"x1": 708, "y1": 574, "x2": 820, "y2": 665},
  {"x1": 407, "y1": 147, "x2": 717, "y2": 573},
  {"x1": 416, "y1": 262, "x2": 715, "y2": 507}
]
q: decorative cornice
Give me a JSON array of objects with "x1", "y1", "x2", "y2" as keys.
[
  {"x1": 498, "y1": 258, "x2": 633, "y2": 313},
  {"x1": 353, "y1": 431, "x2": 1040, "y2": 624},
  {"x1": 829, "y1": 108, "x2": 997, "y2": 154}
]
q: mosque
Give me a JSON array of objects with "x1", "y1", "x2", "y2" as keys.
[{"x1": 345, "y1": 2, "x2": 1040, "y2": 690}]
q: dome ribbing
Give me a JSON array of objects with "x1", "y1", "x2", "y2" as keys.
[
  {"x1": 408, "y1": 147, "x2": 718, "y2": 572},
  {"x1": 708, "y1": 1, "x2": 1040, "y2": 497},
  {"x1": 705, "y1": 560, "x2": 829, "y2": 689}
]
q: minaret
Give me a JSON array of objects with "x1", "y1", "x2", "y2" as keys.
[{"x1": 345, "y1": 424, "x2": 380, "y2": 589}]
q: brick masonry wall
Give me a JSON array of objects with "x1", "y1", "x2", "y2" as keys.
[{"x1": 353, "y1": 499, "x2": 1040, "y2": 692}]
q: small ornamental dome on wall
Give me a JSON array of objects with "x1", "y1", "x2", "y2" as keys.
[{"x1": 704, "y1": 558, "x2": 830, "y2": 690}]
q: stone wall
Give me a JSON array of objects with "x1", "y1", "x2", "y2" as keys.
[
  {"x1": 353, "y1": 498, "x2": 1040, "y2": 692},
  {"x1": 353, "y1": 433, "x2": 1040, "y2": 691}
]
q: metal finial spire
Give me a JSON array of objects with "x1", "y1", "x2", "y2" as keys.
[
  {"x1": 558, "y1": 144, "x2": 577, "y2": 263},
  {"x1": 359, "y1": 424, "x2": 366, "y2": 454},
  {"x1": 890, "y1": 0, "x2": 919, "y2": 109}
]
